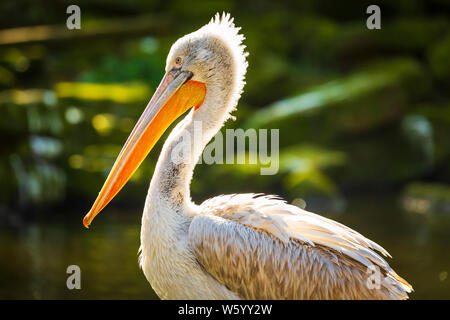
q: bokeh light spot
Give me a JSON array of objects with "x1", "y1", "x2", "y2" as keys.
[{"x1": 92, "y1": 114, "x2": 116, "y2": 135}]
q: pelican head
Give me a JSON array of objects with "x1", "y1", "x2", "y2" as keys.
[
  {"x1": 83, "y1": 13, "x2": 248, "y2": 227},
  {"x1": 166, "y1": 13, "x2": 248, "y2": 115}
]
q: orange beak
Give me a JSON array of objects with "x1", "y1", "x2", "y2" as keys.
[{"x1": 83, "y1": 68, "x2": 206, "y2": 228}]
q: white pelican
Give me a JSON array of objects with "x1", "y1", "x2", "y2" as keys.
[{"x1": 83, "y1": 13, "x2": 413, "y2": 299}]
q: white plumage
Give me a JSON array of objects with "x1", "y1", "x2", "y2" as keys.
[
  {"x1": 85, "y1": 13, "x2": 413, "y2": 299},
  {"x1": 138, "y1": 13, "x2": 412, "y2": 299}
]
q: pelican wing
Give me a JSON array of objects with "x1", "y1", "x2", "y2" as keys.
[{"x1": 189, "y1": 193, "x2": 412, "y2": 299}]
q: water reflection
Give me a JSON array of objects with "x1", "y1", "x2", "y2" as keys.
[
  {"x1": 0, "y1": 210, "x2": 158, "y2": 299},
  {"x1": 0, "y1": 195, "x2": 448, "y2": 299}
]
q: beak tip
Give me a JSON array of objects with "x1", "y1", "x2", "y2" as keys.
[{"x1": 83, "y1": 215, "x2": 91, "y2": 229}]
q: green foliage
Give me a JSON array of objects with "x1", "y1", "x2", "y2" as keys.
[
  {"x1": 0, "y1": 1, "x2": 449, "y2": 210},
  {"x1": 428, "y1": 34, "x2": 450, "y2": 83},
  {"x1": 279, "y1": 144, "x2": 347, "y2": 195}
]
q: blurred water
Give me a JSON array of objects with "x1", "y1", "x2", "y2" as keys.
[
  {"x1": 0, "y1": 194, "x2": 449, "y2": 299},
  {"x1": 0, "y1": 209, "x2": 158, "y2": 299}
]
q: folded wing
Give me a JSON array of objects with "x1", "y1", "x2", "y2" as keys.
[{"x1": 189, "y1": 193, "x2": 412, "y2": 299}]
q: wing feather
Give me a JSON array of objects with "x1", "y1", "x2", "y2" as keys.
[{"x1": 189, "y1": 193, "x2": 412, "y2": 299}]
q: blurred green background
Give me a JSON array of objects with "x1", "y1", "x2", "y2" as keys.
[{"x1": 0, "y1": 0, "x2": 449, "y2": 299}]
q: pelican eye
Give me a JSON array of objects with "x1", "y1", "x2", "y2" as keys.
[{"x1": 175, "y1": 56, "x2": 183, "y2": 67}]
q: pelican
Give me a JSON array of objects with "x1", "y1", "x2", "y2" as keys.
[{"x1": 83, "y1": 13, "x2": 413, "y2": 299}]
